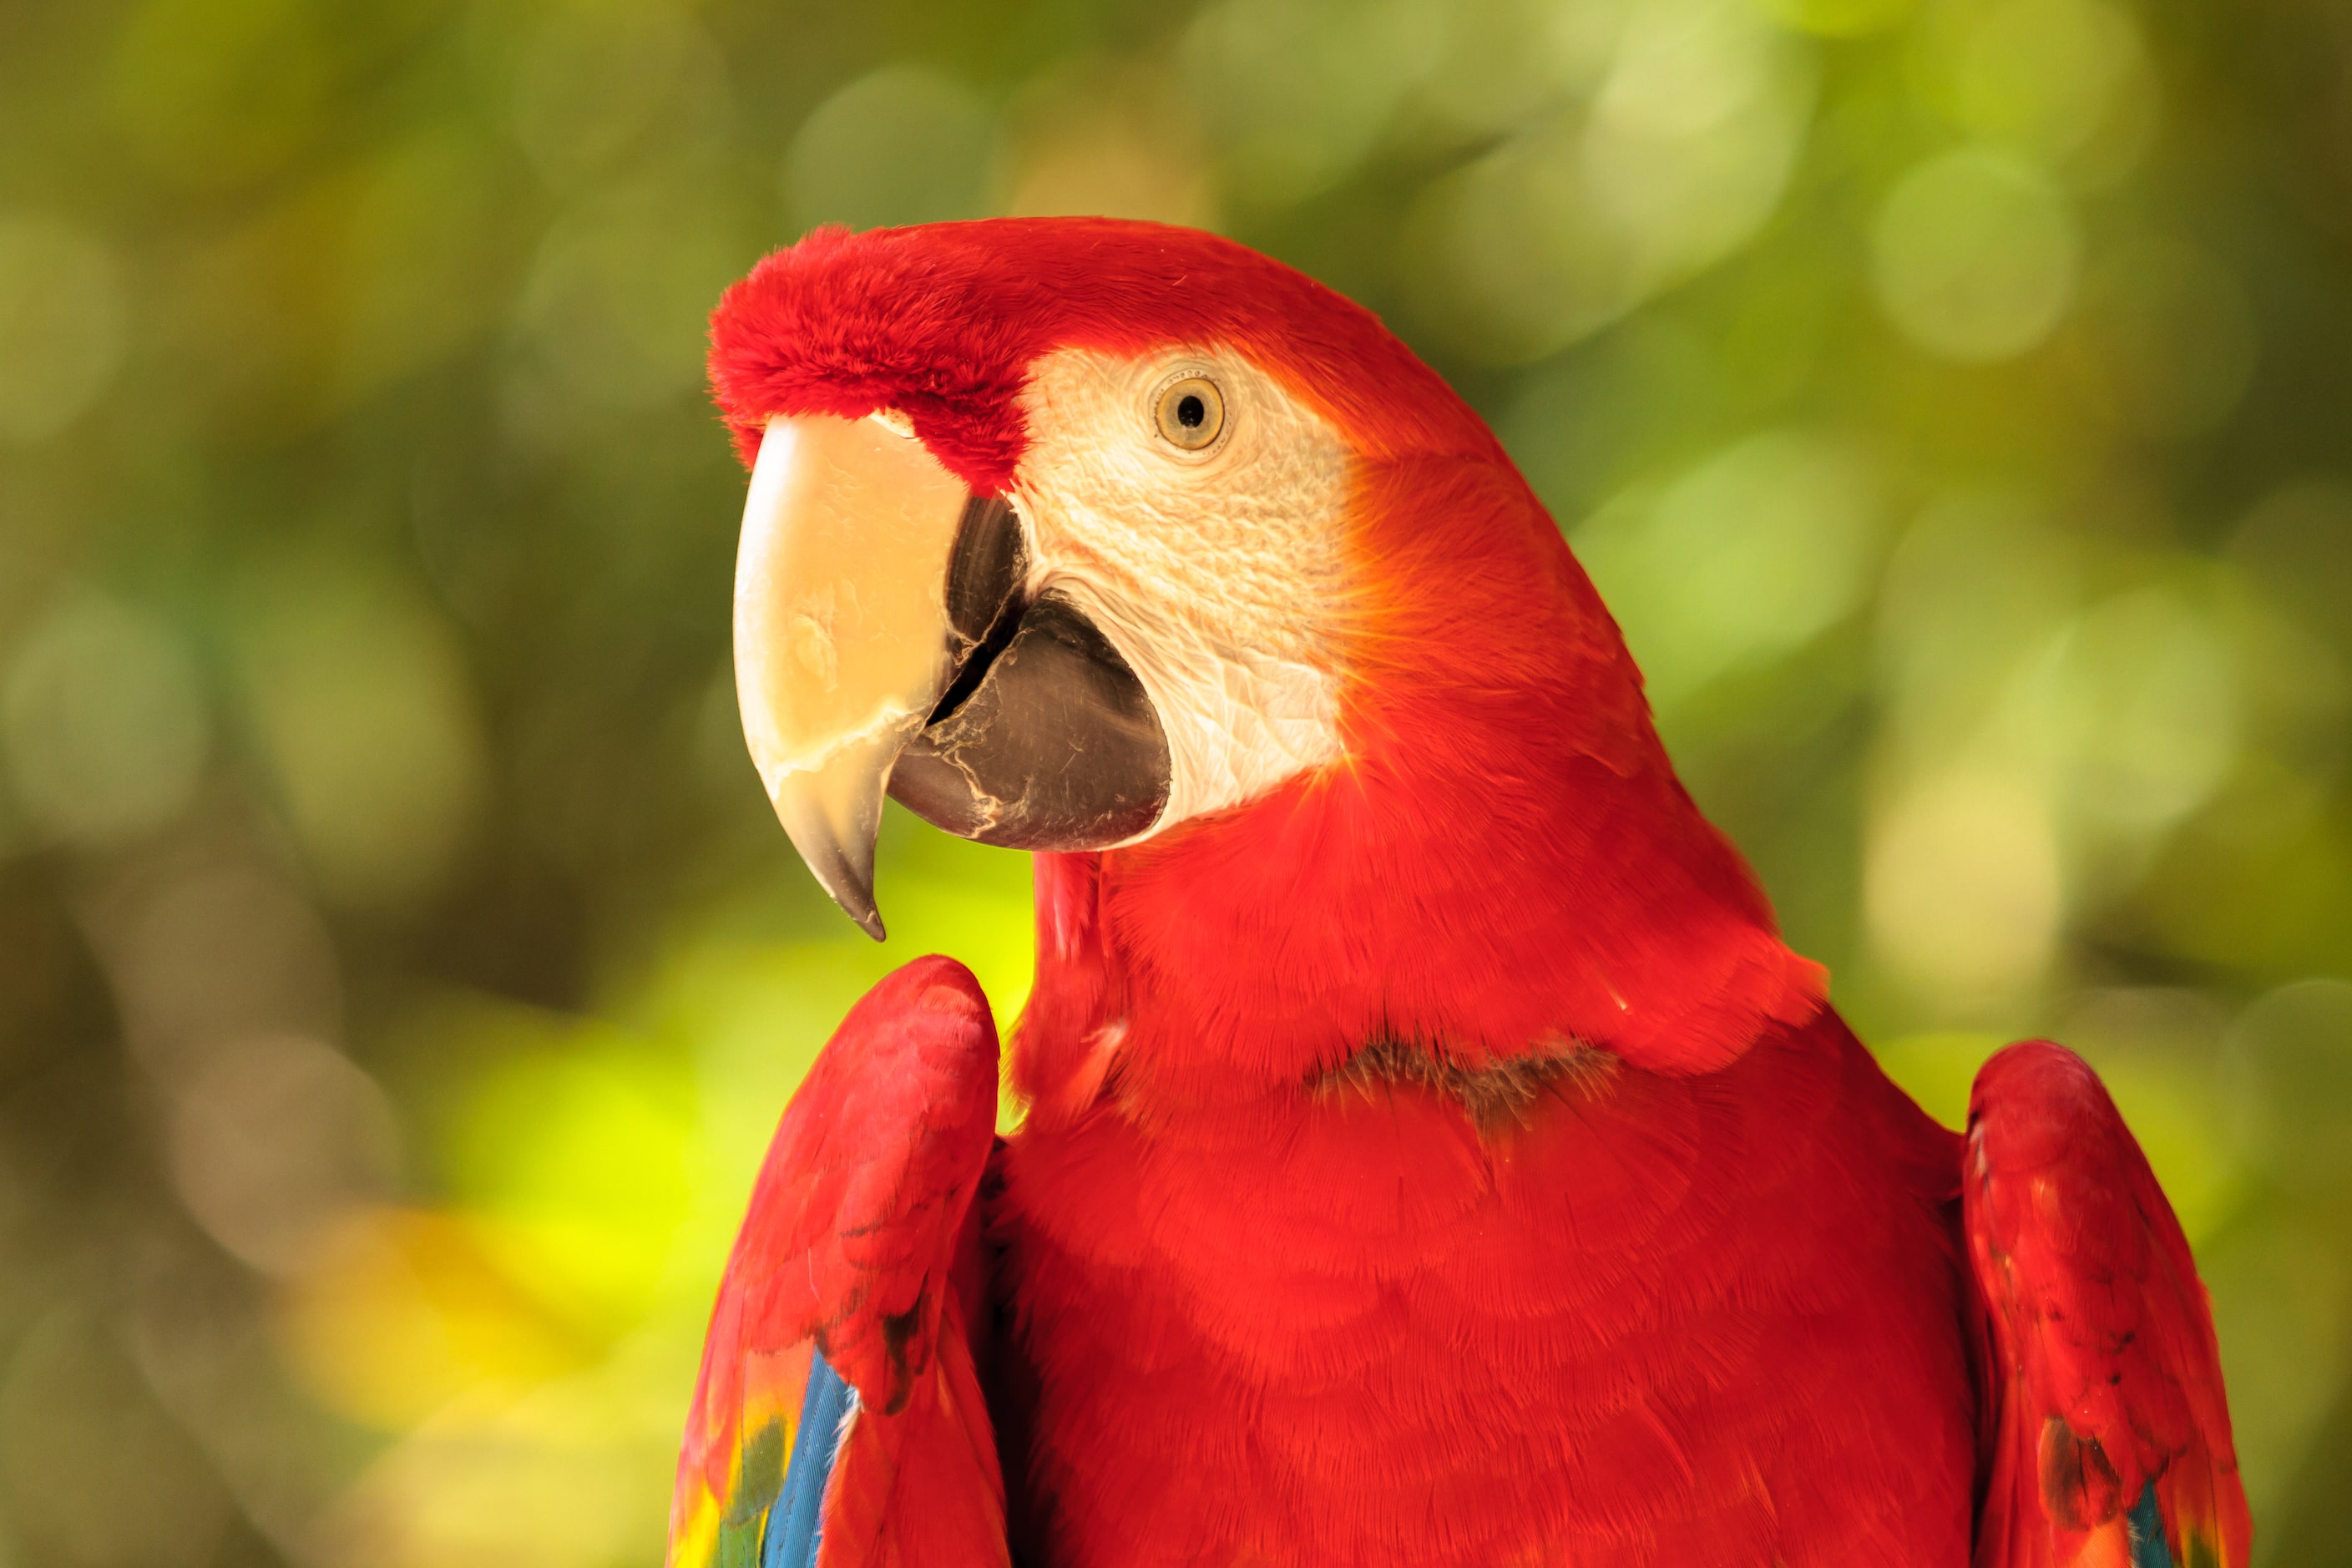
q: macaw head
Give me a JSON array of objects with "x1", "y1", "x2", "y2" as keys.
[{"x1": 712, "y1": 220, "x2": 1821, "y2": 1095}]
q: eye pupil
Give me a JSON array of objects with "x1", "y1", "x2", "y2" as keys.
[{"x1": 1155, "y1": 375, "x2": 1225, "y2": 449}]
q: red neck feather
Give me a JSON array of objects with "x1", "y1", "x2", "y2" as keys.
[{"x1": 1012, "y1": 444, "x2": 1825, "y2": 1126}]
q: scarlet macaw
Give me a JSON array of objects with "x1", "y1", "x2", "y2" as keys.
[{"x1": 666, "y1": 219, "x2": 2249, "y2": 1568}]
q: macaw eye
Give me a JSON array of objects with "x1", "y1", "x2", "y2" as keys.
[{"x1": 1153, "y1": 377, "x2": 1225, "y2": 451}]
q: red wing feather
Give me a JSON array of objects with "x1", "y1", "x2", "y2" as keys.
[
  {"x1": 668, "y1": 956, "x2": 1009, "y2": 1568},
  {"x1": 1963, "y1": 1040, "x2": 2251, "y2": 1568}
]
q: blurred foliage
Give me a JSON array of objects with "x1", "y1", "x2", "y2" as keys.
[{"x1": 1, "y1": 0, "x2": 2349, "y2": 1563}]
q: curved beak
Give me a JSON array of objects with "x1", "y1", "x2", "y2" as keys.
[
  {"x1": 733, "y1": 413, "x2": 971, "y2": 939},
  {"x1": 733, "y1": 412, "x2": 1173, "y2": 941}
]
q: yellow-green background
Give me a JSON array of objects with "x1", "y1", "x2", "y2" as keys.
[{"x1": 3, "y1": 0, "x2": 2349, "y2": 1561}]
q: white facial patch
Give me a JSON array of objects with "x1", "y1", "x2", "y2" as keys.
[{"x1": 1011, "y1": 346, "x2": 1353, "y2": 841}]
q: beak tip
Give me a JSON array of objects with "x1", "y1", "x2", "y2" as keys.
[
  {"x1": 833, "y1": 881, "x2": 888, "y2": 941},
  {"x1": 804, "y1": 846, "x2": 888, "y2": 943},
  {"x1": 766, "y1": 777, "x2": 891, "y2": 943},
  {"x1": 812, "y1": 865, "x2": 888, "y2": 942}
]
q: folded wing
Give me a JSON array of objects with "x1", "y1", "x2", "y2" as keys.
[
  {"x1": 1964, "y1": 1040, "x2": 2252, "y2": 1568},
  {"x1": 669, "y1": 956, "x2": 1009, "y2": 1568}
]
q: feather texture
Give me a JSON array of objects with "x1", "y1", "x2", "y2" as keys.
[
  {"x1": 667, "y1": 958, "x2": 1007, "y2": 1568},
  {"x1": 1962, "y1": 1042, "x2": 2250, "y2": 1568},
  {"x1": 994, "y1": 999, "x2": 1980, "y2": 1565},
  {"x1": 684, "y1": 217, "x2": 2248, "y2": 1568}
]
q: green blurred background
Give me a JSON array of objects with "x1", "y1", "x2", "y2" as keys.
[{"x1": 3, "y1": 0, "x2": 2349, "y2": 1561}]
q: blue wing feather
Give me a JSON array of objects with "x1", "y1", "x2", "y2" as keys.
[
  {"x1": 2129, "y1": 1479, "x2": 2176, "y2": 1568},
  {"x1": 762, "y1": 1349, "x2": 854, "y2": 1568}
]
